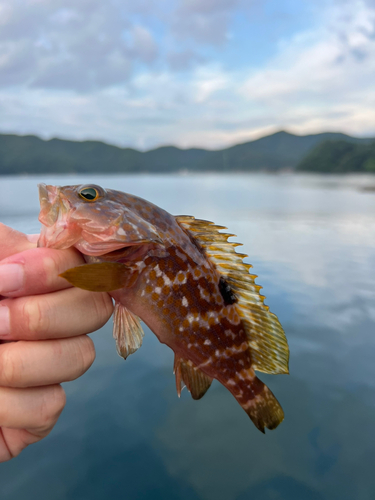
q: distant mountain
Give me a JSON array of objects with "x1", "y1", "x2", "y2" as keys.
[
  {"x1": 193, "y1": 131, "x2": 372, "y2": 172},
  {"x1": 0, "y1": 131, "x2": 373, "y2": 175},
  {"x1": 296, "y1": 139, "x2": 375, "y2": 173}
]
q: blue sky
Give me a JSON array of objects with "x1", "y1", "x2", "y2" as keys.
[{"x1": 0, "y1": 0, "x2": 374, "y2": 149}]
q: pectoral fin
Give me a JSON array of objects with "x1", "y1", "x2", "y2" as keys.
[
  {"x1": 59, "y1": 262, "x2": 135, "y2": 292},
  {"x1": 113, "y1": 302, "x2": 144, "y2": 359},
  {"x1": 174, "y1": 355, "x2": 213, "y2": 400}
]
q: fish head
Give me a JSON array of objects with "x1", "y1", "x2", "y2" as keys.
[{"x1": 38, "y1": 183, "x2": 163, "y2": 255}]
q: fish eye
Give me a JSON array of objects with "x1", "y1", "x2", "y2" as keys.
[{"x1": 79, "y1": 187, "x2": 100, "y2": 201}]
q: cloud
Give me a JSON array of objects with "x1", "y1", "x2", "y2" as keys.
[
  {"x1": 0, "y1": 0, "x2": 159, "y2": 91},
  {"x1": 241, "y1": 1, "x2": 375, "y2": 102},
  {"x1": 167, "y1": 49, "x2": 206, "y2": 71},
  {"x1": 235, "y1": 0, "x2": 375, "y2": 137},
  {"x1": 0, "y1": 0, "x2": 243, "y2": 92},
  {"x1": 0, "y1": 0, "x2": 375, "y2": 148},
  {"x1": 171, "y1": 0, "x2": 240, "y2": 44},
  {"x1": 130, "y1": 25, "x2": 158, "y2": 64}
]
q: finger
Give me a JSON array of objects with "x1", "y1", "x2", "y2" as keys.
[
  {"x1": 0, "y1": 247, "x2": 85, "y2": 297},
  {"x1": 0, "y1": 427, "x2": 42, "y2": 462},
  {"x1": 0, "y1": 287, "x2": 113, "y2": 340},
  {"x1": 0, "y1": 224, "x2": 36, "y2": 261},
  {"x1": 0, "y1": 336, "x2": 95, "y2": 387},
  {"x1": 26, "y1": 234, "x2": 39, "y2": 244},
  {"x1": 0, "y1": 385, "x2": 66, "y2": 436}
]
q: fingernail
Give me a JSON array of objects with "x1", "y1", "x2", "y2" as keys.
[
  {"x1": 0, "y1": 264, "x2": 24, "y2": 294},
  {"x1": 0, "y1": 306, "x2": 10, "y2": 337}
]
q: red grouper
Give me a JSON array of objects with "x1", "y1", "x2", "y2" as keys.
[{"x1": 38, "y1": 183, "x2": 289, "y2": 432}]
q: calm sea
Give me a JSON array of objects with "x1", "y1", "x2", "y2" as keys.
[{"x1": 1, "y1": 173, "x2": 375, "y2": 500}]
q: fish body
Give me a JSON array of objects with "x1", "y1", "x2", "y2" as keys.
[{"x1": 38, "y1": 183, "x2": 289, "y2": 432}]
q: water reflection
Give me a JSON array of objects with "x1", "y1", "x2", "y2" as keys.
[{"x1": 0, "y1": 174, "x2": 375, "y2": 500}]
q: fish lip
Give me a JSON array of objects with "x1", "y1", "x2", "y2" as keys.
[
  {"x1": 37, "y1": 184, "x2": 79, "y2": 249},
  {"x1": 38, "y1": 183, "x2": 66, "y2": 227}
]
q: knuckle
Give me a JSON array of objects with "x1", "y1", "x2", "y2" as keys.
[
  {"x1": 74, "y1": 336, "x2": 96, "y2": 377},
  {"x1": 0, "y1": 346, "x2": 18, "y2": 386},
  {"x1": 41, "y1": 254, "x2": 60, "y2": 288},
  {"x1": 92, "y1": 292, "x2": 114, "y2": 328},
  {"x1": 42, "y1": 249, "x2": 84, "y2": 288},
  {"x1": 39, "y1": 385, "x2": 66, "y2": 431},
  {"x1": 23, "y1": 297, "x2": 50, "y2": 335}
]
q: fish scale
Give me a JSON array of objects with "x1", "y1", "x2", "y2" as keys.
[{"x1": 38, "y1": 183, "x2": 289, "y2": 433}]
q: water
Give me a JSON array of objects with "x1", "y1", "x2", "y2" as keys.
[{"x1": 1, "y1": 173, "x2": 375, "y2": 500}]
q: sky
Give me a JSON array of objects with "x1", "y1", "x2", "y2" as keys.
[{"x1": 0, "y1": 0, "x2": 375, "y2": 150}]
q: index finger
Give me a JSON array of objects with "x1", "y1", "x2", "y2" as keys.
[
  {"x1": 0, "y1": 247, "x2": 86, "y2": 297},
  {"x1": 0, "y1": 224, "x2": 36, "y2": 260}
]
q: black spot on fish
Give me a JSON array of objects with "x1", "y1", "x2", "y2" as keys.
[{"x1": 219, "y1": 276, "x2": 237, "y2": 305}]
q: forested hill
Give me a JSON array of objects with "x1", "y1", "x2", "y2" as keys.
[
  {"x1": 0, "y1": 130, "x2": 372, "y2": 175},
  {"x1": 296, "y1": 139, "x2": 375, "y2": 173}
]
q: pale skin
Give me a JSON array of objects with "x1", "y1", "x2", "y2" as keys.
[{"x1": 0, "y1": 224, "x2": 114, "y2": 462}]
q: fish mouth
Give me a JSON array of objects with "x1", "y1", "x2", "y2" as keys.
[
  {"x1": 37, "y1": 183, "x2": 80, "y2": 249},
  {"x1": 38, "y1": 183, "x2": 61, "y2": 227}
]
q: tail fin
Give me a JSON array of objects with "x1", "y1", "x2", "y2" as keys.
[{"x1": 244, "y1": 380, "x2": 284, "y2": 433}]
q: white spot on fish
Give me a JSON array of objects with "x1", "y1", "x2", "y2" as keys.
[
  {"x1": 136, "y1": 261, "x2": 146, "y2": 272},
  {"x1": 239, "y1": 368, "x2": 252, "y2": 381},
  {"x1": 117, "y1": 227, "x2": 126, "y2": 236},
  {"x1": 154, "y1": 265, "x2": 162, "y2": 277},
  {"x1": 204, "y1": 339, "x2": 211, "y2": 345},
  {"x1": 174, "y1": 272, "x2": 187, "y2": 285},
  {"x1": 163, "y1": 274, "x2": 172, "y2": 286},
  {"x1": 182, "y1": 297, "x2": 188, "y2": 307},
  {"x1": 197, "y1": 356, "x2": 213, "y2": 369},
  {"x1": 155, "y1": 287, "x2": 161, "y2": 294},
  {"x1": 225, "y1": 330, "x2": 236, "y2": 340}
]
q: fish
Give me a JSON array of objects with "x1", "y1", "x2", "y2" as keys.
[{"x1": 37, "y1": 183, "x2": 289, "y2": 432}]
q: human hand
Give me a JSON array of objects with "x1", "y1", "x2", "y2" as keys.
[{"x1": 0, "y1": 224, "x2": 114, "y2": 461}]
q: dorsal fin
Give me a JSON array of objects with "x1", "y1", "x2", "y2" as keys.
[{"x1": 175, "y1": 216, "x2": 289, "y2": 375}]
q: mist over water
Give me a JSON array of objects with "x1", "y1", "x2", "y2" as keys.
[{"x1": 1, "y1": 173, "x2": 375, "y2": 500}]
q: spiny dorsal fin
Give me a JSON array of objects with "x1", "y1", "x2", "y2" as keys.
[
  {"x1": 174, "y1": 355, "x2": 213, "y2": 400},
  {"x1": 113, "y1": 302, "x2": 144, "y2": 359},
  {"x1": 175, "y1": 216, "x2": 289, "y2": 375}
]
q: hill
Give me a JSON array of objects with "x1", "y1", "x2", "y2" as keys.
[
  {"x1": 0, "y1": 131, "x2": 372, "y2": 175},
  {"x1": 296, "y1": 139, "x2": 375, "y2": 173}
]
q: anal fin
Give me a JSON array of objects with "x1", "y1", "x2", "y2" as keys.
[
  {"x1": 113, "y1": 302, "x2": 144, "y2": 359},
  {"x1": 174, "y1": 355, "x2": 213, "y2": 400}
]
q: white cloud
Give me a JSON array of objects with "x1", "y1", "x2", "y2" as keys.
[
  {"x1": 0, "y1": 0, "x2": 375, "y2": 148},
  {"x1": 0, "y1": 0, "x2": 159, "y2": 91},
  {"x1": 238, "y1": 0, "x2": 375, "y2": 136}
]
